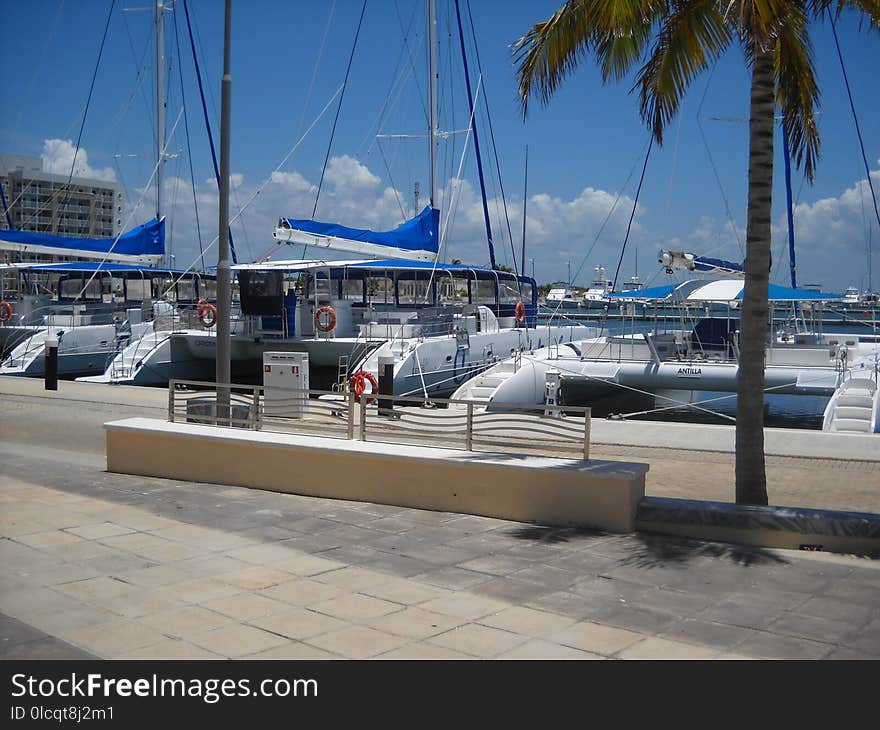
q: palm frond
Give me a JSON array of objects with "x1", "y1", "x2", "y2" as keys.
[
  {"x1": 512, "y1": 0, "x2": 667, "y2": 115},
  {"x1": 636, "y1": 0, "x2": 733, "y2": 143},
  {"x1": 774, "y1": 2, "x2": 821, "y2": 181}
]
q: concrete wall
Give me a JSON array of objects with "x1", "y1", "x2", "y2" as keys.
[{"x1": 105, "y1": 418, "x2": 649, "y2": 533}]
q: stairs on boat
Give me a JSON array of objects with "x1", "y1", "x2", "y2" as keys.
[
  {"x1": 822, "y1": 377, "x2": 880, "y2": 433},
  {"x1": 454, "y1": 359, "x2": 520, "y2": 404}
]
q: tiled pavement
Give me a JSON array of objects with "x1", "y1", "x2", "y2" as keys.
[{"x1": 1, "y1": 442, "x2": 879, "y2": 660}]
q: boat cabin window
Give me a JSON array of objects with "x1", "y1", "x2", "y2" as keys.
[
  {"x1": 341, "y1": 278, "x2": 364, "y2": 302},
  {"x1": 472, "y1": 279, "x2": 497, "y2": 306},
  {"x1": 239, "y1": 270, "x2": 284, "y2": 315},
  {"x1": 58, "y1": 276, "x2": 102, "y2": 301},
  {"x1": 437, "y1": 274, "x2": 470, "y2": 305},
  {"x1": 199, "y1": 279, "x2": 217, "y2": 302},
  {"x1": 497, "y1": 277, "x2": 522, "y2": 304},
  {"x1": 124, "y1": 278, "x2": 152, "y2": 302},
  {"x1": 174, "y1": 279, "x2": 197, "y2": 302},
  {"x1": 518, "y1": 280, "x2": 535, "y2": 304},
  {"x1": 396, "y1": 277, "x2": 432, "y2": 305},
  {"x1": 366, "y1": 275, "x2": 394, "y2": 305}
]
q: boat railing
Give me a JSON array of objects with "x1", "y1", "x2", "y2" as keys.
[{"x1": 167, "y1": 379, "x2": 592, "y2": 459}]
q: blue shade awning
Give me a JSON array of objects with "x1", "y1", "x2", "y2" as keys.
[
  {"x1": 0, "y1": 218, "x2": 165, "y2": 257},
  {"x1": 274, "y1": 207, "x2": 439, "y2": 261}
]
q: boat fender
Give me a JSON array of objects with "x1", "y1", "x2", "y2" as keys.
[
  {"x1": 199, "y1": 303, "x2": 218, "y2": 328},
  {"x1": 349, "y1": 370, "x2": 378, "y2": 404},
  {"x1": 0, "y1": 300, "x2": 12, "y2": 322},
  {"x1": 314, "y1": 305, "x2": 337, "y2": 333}
]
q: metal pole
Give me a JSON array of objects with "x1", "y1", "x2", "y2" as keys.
[
  {"x1": 168, "y1": 380, "x2": 175, "y2": 422},
  {"x1": 520, "y1": 145, "x2": 528, "y2": 277},
  {"x1": 44, "y1": 336, "x2": 58, "y2": 391},
  {"x1": 156, "y1": 1, "x2": 165, "y2": 260},
  {"x1": 216, "y1": 0, "x2": 232, "y2": 422},
  {"x1": 427, "y1": 0, "x2": 438, "y2": 208},
  {"x1": 466, "y1": 402, "x2": 473, "y2": 450},
  {"x1": 583, "y1": 407, "x2": 591, "y2": 460}
]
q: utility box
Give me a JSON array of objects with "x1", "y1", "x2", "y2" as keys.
[{"x1": 263, "y1": 351, "x2": 309, "y2": 419}]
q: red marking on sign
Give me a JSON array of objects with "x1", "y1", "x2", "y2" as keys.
[
  {"x1": 292, "y1": 365, "x2": 300, "y2": 375},
  {"x1": 264, "y1": 365, "x2": 271, "y2": 372}
]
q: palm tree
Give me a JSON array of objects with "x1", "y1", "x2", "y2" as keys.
[{"x1": 513, "y1": 0, "x2": 879, "y2": 505}]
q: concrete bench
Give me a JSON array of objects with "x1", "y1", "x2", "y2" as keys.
[
  {"x1": 104, "y1": 417, "x2": 649, "y2": 533},
  {"x1": 636, "y1": 496, "x2": 880, "y2": 556}
]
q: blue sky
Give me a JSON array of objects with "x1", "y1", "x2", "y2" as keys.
[{"x1": 2, "y1": 0, "x2": 878, "y2": 292}]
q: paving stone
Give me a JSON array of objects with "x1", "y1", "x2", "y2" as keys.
[
  {"x1": 428, "y1": 623, "x2": 528, "y2": 657},
  {"x1": 360, "y1": 579, "x2": 449, "y2": 606},
  {"x1": 245, "y1": 642, "x2": 341, "y2": 660},
  {"x1": 733, "y1": 632, "x2": 833, "y2": 660},
  {"x1": 310, "y1": 593, "x2": 403, "y2": 621},
  {"x1": 617, "y1": 637, "x2": 723, "y2": 660},
  {"x1": 14, "y1": 530, "x2": 85, "y2": 549},
  {"x1": 276, "y1": 554, "x2": 347, "y2": 576},
  {"x1": 218, "y1": 566, "x2": 295, "y2": 591},
  {"x1": 478, "y1": 606, "x2": 576, "y2": 637},
  {"x1": 498, "y1": 639, "x2": 605, "y2": 659},
  {"x1": 140, "y1": 606, "x2": 232, "y2": 639},
  {"x1": 61, "y1": 621, "x2": 170, "y2": 658},
  {"x1": 366, "y1": 607, "x2": 465, "y2": 640},
  {"x1": 248, "y1": 608, "x2": 347, "y2": 640},
  {"x1": 259, "y1": 578, "x2": 345, "y2": 607},
  {"x1": 160, "y1": 577, "x2": 243, "y2": 605},
  {"x1": 117, "y1": 640, "x2": 224, "y2": 660},
  {"x1": 307, "y1": 626, "x2": 408, "y2": 658},
  {"x1": 201, "y1": 593, "x2": 291, "y2": 622},
  {"x1": 794, "y1": 596, "x2": 876, "y2": 627},
  {"x1": 661, "y1": 618, "x2": 764, "y2": 651},
  {"x1": 547, "y1": 621, "x2": 646, "y2": 656},
  {"x1": 64, "y1": 522, "x2": 137, "y2": 540},
  {"x1": 53, "y1": 575, "x2": 137, "y2": 602},
  {"x1": 188, "y1": 624, "x2": 290, "y2": 658},
  {"x1": 314, "y1": 567, "x2": 394, "y2": 592},
  {"x1": 0, "y1": 637, "x2": 96, "y2": 660},
  {"x1": 420, "y1": 593, "x2": 510, "y2": 621},
  {"x1": 766, "y1": 612, "x2": 861, "y2": 645},
  {"x1": 378, "y1": 642, "x2": 473, "y2": 659},
  {"x1": 414, "y1": 567, "x2": 494, "y2": 591}
]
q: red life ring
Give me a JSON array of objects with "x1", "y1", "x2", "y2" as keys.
[
  {"x1": 0, "y1": 300, "x2": 12, "y2": 323},
  {"x1": 514, "y1": 300, "x2": 527, "y2": 323},
  {"x1": 199, "y1": 303, "x2": 218, "y2": 327},
  {"x1": 314, "y1": 305, "x2": 337, "y2": 333},
  {"x1": 349, "y1": 370, "x2": 379, "y2": 404}
]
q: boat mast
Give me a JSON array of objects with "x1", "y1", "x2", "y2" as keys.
[
  {"x1": 156, "y1": 1, "x2": 165, "y2": 227},
  {"x1": 520, "y1": 145, "x2": 528, "y2": 277},
  {"x1": 216, "y1": 0, "x2": 232, "y2": 404},
  {"x1": 427, "y1": 0, "x2": 438, "y2": 209}
]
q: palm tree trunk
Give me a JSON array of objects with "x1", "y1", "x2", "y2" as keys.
[{"x1": 735, "y1": 43, "x2": 774, "y2": 506}]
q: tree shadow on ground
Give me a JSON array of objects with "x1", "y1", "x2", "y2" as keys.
[
  {"x1": 505, "y1": 525, "x2": 610, "y2": 545},
  {"x1": 623, "y1": 532, "x2": 790, "y2": 569}
]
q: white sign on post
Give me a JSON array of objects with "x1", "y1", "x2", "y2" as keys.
[{"x1": 263, "y1": 352, "x2": 309, "y2": 419}]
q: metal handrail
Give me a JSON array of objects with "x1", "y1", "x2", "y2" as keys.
[{"x1": 167, "y1": 379, "x2": 592, "y2": 459}]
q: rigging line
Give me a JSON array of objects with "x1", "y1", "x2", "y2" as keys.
[
  {"x1": 58, "y1": 0, "x2": 117, "y2": 218},
  {"x1": 376, "y1": 140, "x2": 409, "y2": 221},
  {"x1": 695, "y1": 62, "x2": 744, "y2": 257},
  {"x1": 453, "y1": 0, "x2": 494, "y2": 269},
  {"x1": 114, "y1": 13, "x2": 154, "y2": 158},
  {"x1": 311, "y1": 0, "x2": 369, "y2": 220},
  {"x1": 829, "y1": 9, "x2": 880, "y2": 292},
  {"x1": 425, "y1": 77, "x2": 480, "y2": 297},
  {"x1": 210, "y1": 87, "x2": 344, "y2": 266},
  {"x1": 182, "y1": 0, "x2": 237, "y2": 264},
  {"x1": 394, "y1": 0, "x2": 429, "y2": 125},
  {"x1": 465, "y1": 0, "x2": 519, "y2": 281},
  {"x1": 172, "y1": 3, "x2": 204, "y2": 270},
  {"x1": 611, "y1": 136, "x2": 653, "y2": 294},
  {"x1": 567, "y1": 138, "x2": 649, "y2": 295},
  {"x1": 72, "y1": 107, "x2": 184, "y2": 304},
  {"x1": 295, "y1": 0, "x2": 337, "y2": 146}
]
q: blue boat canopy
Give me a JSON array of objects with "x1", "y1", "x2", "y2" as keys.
[
  {"x1": 0, "y1": 218, "x2": 165, "y2": 261},
  {"x1": 273, "y1": 207, "x2": 440, "y2": 262}
]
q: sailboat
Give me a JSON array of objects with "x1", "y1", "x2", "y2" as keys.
[{"x1": 87, "y1": 0, "x2": 599, "y2": 394}]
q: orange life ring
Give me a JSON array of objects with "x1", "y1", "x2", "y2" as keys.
[
  {"x1": 514, "y1": 300, "x2": 527, "y2": 323},
  {"x1": 199, "y1": 303, "x2": 218, "y2": 327},
  {"x1": 349, "y1": 370, "x2": 379, "y2": 404},
  {"x1": 0, "y1": 300, "x2": 12, "y2": 323},
  {"x1": 314, "y1": 305, "x2": 337, "y2": 333}
]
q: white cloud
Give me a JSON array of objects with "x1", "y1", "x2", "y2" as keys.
[{"x1": 41, "y1": 139, "x2": 116, "y2": 182}]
